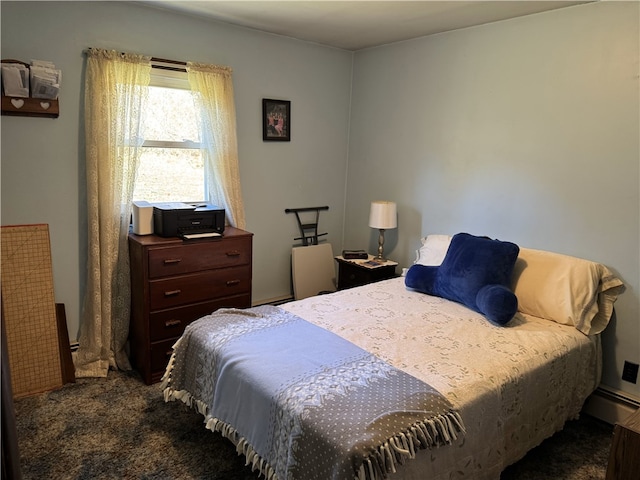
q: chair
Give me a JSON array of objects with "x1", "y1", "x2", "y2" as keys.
[{"x1": 291, "y1": 243, "x2": 336, "y2": 300}]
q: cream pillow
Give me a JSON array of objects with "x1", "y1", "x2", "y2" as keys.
[
  {"x1": 511, "y1": 247, "x2": 625, "y2": 335},
  {"x1": 414, "y1": 234, "x2": 452, "y2": 266}
]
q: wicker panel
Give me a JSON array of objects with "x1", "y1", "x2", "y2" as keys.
[{"x1": 1, "y1": 224, "x2": 63, "y2": 397}]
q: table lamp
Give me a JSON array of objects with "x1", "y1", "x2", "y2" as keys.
[{"x1": 368, "y1": 201, "x2": 397, "y2": 261}]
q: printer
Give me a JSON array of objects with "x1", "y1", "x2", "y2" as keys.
[{"x1": 152, "y1": 202, "x2": 225, "y2": 238}]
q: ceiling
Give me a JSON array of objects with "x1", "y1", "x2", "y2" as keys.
[{"x1": 139, "y1": 1, "x2": 591, "y2": 51}]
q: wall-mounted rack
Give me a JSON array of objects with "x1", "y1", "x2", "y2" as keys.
[{"x1": 1, "y1": 59, "x2": 59, "y2": 118}]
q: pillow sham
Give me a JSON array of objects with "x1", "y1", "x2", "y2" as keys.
[
  {"x1": 414, "y1": 234, "x2": 452, "y2": 266},
  {"x1": 406, "y1": 233, "x2": 519, "y2": 325},
  {"x1": 511, "y1": 247, "x2": 625, "y2": 335}
]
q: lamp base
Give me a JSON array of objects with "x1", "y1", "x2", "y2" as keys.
[{"x1": 375, "y1": 228, "x2": 387, "y2": 262}]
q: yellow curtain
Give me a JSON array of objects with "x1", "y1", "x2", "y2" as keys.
[
  {"x1": 187, "y1": 62, "x2": 246, "y2": 229},
  {"x1": 75, "y1": 48, "x2": 151, "y2": 377}
]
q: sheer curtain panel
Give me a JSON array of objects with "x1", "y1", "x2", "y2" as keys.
[
  {"x1": 74, "y1": 49, "x2": 151, "y2": 378},
  {"x1": 187, "y1": 63, "x2": 246, "y2": 229}
]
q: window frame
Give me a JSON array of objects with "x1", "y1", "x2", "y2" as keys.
[
  {"x1": 144, "y1": 67, "x2": 202, "y2": 150},
  {"x1": 133, "y1": 66, "x2": 207, "y2": 202}
]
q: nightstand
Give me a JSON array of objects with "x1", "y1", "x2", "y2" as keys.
[
  {"x1": 335, "y1": 255, "x2": 397, "y2": 290},
  {"x1": 606, "y1": 407, "x2": 640, "y2": 480}
]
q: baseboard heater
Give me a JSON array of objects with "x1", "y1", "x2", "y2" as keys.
[
  {"x1": 66, "y1": 298, "x2": 295, "y2": 359},
  {"x1": 582, "y1": 385, "x2": 640, "y2": 425}
]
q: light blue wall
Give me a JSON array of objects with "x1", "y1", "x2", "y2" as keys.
[
  {"x1": 2, "y1": 1, "x2": 639, "y2": 399},
  {"x1": 347, "y1": 2, "x2": 640, "y2": 397},
  {"x1": 1, "y1": 1, "x2": 353, "y2": 339}
]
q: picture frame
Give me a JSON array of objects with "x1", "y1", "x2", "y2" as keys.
[{"x1": 262, "y1": 98, "x2": 291, "y2": 141}]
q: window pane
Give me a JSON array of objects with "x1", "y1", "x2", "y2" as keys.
[
  {"x1": 143, "y1": 87, "x2": 201, "y2": 143},
  {"x1": 133, "y1": 147, "x2": 204, "y2": 202}
]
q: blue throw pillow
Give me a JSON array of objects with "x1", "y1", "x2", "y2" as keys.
[{"x1": 405, "y1": 233, "x2": 519, "y2": 325}]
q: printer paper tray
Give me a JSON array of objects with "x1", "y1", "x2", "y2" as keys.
[{"x1": 180, "y1": 232, "x2": 222, "y2": 240}]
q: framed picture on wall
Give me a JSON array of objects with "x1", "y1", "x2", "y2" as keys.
[{"x1": 262, "y1": 98, "x2": 291, "y2": 141}]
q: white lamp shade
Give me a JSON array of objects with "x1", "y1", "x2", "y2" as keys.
[{"x1": 368, "y1": 201, "x2": 397, "y2": 229}]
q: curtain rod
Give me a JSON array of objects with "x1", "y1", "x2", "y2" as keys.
[{"x1": 85, "y1": 49, "x2": 188, "y2": 73}]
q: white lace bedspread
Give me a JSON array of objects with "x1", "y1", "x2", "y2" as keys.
[{"x1": 282, "y1": 277, "x2": 600, "y2": 480}]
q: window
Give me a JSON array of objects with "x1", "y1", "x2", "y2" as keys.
[{"x1": 132, "y1": 70, "x2": 205, "y2": 203}]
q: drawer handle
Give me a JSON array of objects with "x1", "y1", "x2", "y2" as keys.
[
  {"x1": 165, "y1": 350, "x2": 173, "y2": 358},
  {"x1": 164, "y1": 289, "x2": 181, "y2": 297},
  {"x1": 226, "y1": 250, "x2": 241, "y2": 257},
  {"x1": 163, "y1": 258, "x2": 182, "y2": 265},
  {"x1": 226, "y1": 279, "x2": 241, "y2": 286},
  {"x1": 165, "y1": 319, "x2": 181, "y2": 328}
]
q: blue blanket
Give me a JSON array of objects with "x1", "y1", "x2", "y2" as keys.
[{"x1": 163, "y1": 306, "x2": 464, "y2": 480}]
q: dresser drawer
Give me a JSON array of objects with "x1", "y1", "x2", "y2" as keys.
[
  {"x1": 147, "y1": 292, "x2": 249, "y2": 375},
  {"x1": 149, "y1": 265, "x2": 251, "y2": 310},
  {"x1": 149, "y1": 294, "x2": 251, "y2": 342},
  {"x1": 150, "y1": 338, "x2": 178, "y2": 376},
  {"x1": 148, "y1": 236, "x2": 251, "y2": 279}
]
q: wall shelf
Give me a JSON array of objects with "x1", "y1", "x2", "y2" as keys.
[
  {"x1": 1, "y1": 58, "x2": 59, "y2": 118},
  {"x1": 1, "y1": 96, "x2": 59, "y2": 118}
]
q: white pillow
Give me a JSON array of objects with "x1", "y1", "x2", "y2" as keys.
[
  {"x1": 414, "y1": 234, "x2": 452, "y2": 266},
  {"x1": 511, "y1": 247, "x2": 625, "y2": 335}
]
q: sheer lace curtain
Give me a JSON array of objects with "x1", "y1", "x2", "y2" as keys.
[
  {"x1": 187, "y1": 63, "x2": 246, "y2": 229},
  {"x1": 74, "y1": 49, "x2": 151, "y2": 378}
]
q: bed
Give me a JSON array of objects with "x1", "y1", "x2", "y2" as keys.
[{"x1": 162, "y1": 233, "x2": 625, "y2": 480}]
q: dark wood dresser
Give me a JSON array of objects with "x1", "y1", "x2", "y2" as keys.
[{"x1": 128, "y1": 227, "x2": 253, "y2": 384}]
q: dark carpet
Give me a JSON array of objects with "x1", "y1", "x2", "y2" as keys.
[{"x1": 13, "y1": 370, "x2": 614, "y2": 479}]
